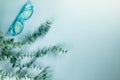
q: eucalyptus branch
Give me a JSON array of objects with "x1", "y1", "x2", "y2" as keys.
[
  {"x1": 34, "y1": 67, "x2": 52, "y2": 80},
  {"x1": 23, "y1": 21, "x2": 52, "y2": 44},
  {"x1": 10, "y1": 45, "x2": 67, "y2": 68}
]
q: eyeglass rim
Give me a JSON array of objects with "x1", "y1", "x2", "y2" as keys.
[
  {"x1": 18, "y1": 1, "x2": 33, "y2": 20},
  {"x1": 8, "y1": 21, "x2": 24, "y2": 36}
]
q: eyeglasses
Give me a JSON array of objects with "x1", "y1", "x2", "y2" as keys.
[{"x1": 8, "y1": 1, "x2": 33, "y2": 36}]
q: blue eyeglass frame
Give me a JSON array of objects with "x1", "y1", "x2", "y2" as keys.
[{"x1": 8, "y1": 1, "x2": 34, "y2": 36}]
